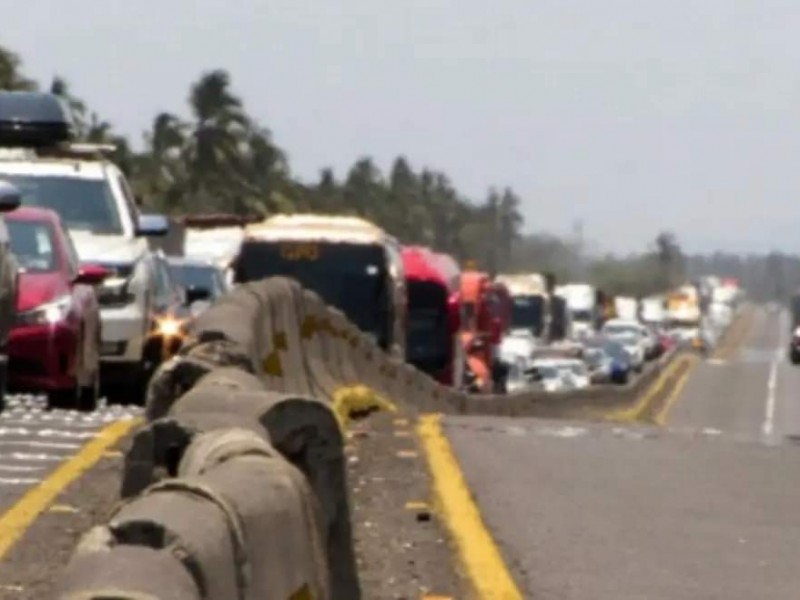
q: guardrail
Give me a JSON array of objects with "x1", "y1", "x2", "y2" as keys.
[{"x1": 52, "y1": 277, "x2": 705, "y2": 599}]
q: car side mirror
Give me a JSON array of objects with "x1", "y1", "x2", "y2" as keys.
[
  {"x1": 185, "y1": 286, "x2": 211, "y2": 305},
  {"x1": 0, "y1": 180, "x2": 21, "y2": 213},
  {"x1": 135, "y1": 214, "x2": 169, "y2": 237},
  {"x1": 74, "y1": 264, "x2": 110, "y2": 285}
]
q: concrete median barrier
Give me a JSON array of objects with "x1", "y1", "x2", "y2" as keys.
[
  {"x1": 56, "y1": 276, "x2": 717, "y2": 599},
  {"x1": 54, "y1": 544, "x2": 202, "y2": 600}
]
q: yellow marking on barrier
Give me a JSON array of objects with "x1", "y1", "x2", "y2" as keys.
[
  {"x1": 602, "y1": 356, "x2": 689, "y2": 423},
  {"x1": 418, "y1": 414, "x2": 524, "y2": 600},
  {"x1": 653, "y1": 355, "x2": 699, "y2": 426},
  {"x1": 102, "y1": 450, "x2": 123, "y2": 459},
  {"x1": 405, "y1": 501, "x2": 430, "y2": 511},
  {"x1": 300, "y1": 315, "x2": 318, "y2": 339},
  {"x1": 0, "y1": 418, "x2": 140, "y2": 560},
  {"x1": 331, "y1": 385, "x2": 396, "y2": 430},
  {"x1": 289, "y1": 583, "x2": 314, "y2": 600},
  {"x1": 48, "y1": 504, "x2": 78, "y2": 514},
  {"x1": 273, "y1": 331, "x2": 288, "y2": 351},
  {"x1": 396, "y1": 450, "x2": 419, "y2": 459},
  {"x1": 263, "y1": 351, "x2": 284, "y2": 377}
]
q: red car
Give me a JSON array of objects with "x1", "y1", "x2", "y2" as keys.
[{"x1": 6, "y1": 207, "x2": 108, "y2": 410}]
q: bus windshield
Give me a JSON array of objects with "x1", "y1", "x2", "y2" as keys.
[
  {"x1": 234, "y1": 240, "x2": 392, "y2": 348},
  {"x1": 406, "y1": 280, "x2": 450, "y2": 373}
]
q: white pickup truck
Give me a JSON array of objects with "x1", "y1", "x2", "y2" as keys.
[{"x1": 0, "y1": 91, "x2": 173, "y2": 401}]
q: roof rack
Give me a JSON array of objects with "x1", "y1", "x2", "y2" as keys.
[
  {"x1": 178, "y1": 213, "x2": 262, "y2": 229},
  {"x1": 36, "y1": 142, "x2": 118, "y2": 160},
  {"x1": 0, "y1": 141, "x2": 118, "y2": 163}
]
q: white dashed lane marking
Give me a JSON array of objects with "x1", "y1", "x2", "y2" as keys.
[{"x1": 0, "y1": 395, "x2": 140, "y2": 500}]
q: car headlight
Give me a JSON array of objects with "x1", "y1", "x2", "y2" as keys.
[
  {"x1": 16, "y1": 295, "x2": 71, "y2": 326},
  {"x1": 154, "y1": 315, "x2": 186, "y2": 338}
]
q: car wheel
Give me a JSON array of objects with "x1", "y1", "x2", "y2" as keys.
[
  {"x1": 0, "y1": 357, "x2": 7, "y2": 412},
  {"x1": 77, "y1": 372, "x2": 99, "y2": 412},
  {"x1": 47, "y1": 386, "x2": 78, "y2": 411}
]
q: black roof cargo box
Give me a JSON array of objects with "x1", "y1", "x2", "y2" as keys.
[{"x1": 0, "y1": 91, "x2": 75, "y2": 147}]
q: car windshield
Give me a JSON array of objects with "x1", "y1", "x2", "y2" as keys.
[
  {"x1": 170, "y1": 263, "x2": 223, "y2": 298},
  {"x1": 7, "y1": 219, "x2": 58, "y2": 273},
  {"x1": 603, "y1": 341, "x2": 628, "y2": 361},
  {"x1": 0, "y1": 174, "x2": 123, "y2": 235},
  {"x1": 537, "y1": 366, "x2": 559, "y2": 379},
  {"x1": 604, "y1": 323, "x2": 639, "y2": 336},
  {"x1": 617, "y1": 333, "x2": 639, "y2": 346}
]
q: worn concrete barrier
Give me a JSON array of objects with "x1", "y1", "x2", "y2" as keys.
[{"x1": 55, "y1": 277, "x2": 707, "y2": 599}]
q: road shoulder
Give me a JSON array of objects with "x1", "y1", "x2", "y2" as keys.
[{"x1": 349, "y1": 410, "x2": 469, "y2": 599}]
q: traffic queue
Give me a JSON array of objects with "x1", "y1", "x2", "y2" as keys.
[
  {"x1": 0, "y1": 90, "x2": 746, "y2": 412},
  {"x1": 172, "y1": 209, "x2": 743, "y2": 397}
]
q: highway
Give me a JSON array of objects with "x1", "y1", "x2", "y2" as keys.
[
  {"x1": 443, "y1": 305, "x2": 800, "y2": 599},
  {"x1": 0, "y1": 396, "x2": 139, "y2": 513}
]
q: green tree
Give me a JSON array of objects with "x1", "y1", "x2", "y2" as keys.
[
  {"x1": 49, "y1": 76, "x2": 87, "y2": 136},
  {"x1": 0, "y1": 47, "x2": 36, "y2": 90},
  {"x1": 184, "y1": 69, "x2": 251, "y2": 212}
]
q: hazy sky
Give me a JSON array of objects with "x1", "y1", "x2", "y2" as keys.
[{"x1": 3, "y1": 0, "x2": 799, "y2": 254}]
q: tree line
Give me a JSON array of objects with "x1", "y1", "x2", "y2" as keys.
[{"x1": 0, "y1": 43, "x2": 795, "y2": 301}]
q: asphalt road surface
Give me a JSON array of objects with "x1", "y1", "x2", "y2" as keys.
[
  {"x1": 0, "y1": 396, "x2": 139, "y2": 513},
  {"x1": 445, "y1": 305, "x2": 800, "y2": 600}
]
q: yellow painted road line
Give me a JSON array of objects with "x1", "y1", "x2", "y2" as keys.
[
  {"x1": 0, "y1": 417, "x2": 140, "y2": 560},
  {"x1": 603, "y1": 356, "x2": 686, "y2": 423},
  {"x1": 418, "y1": 414, "x2": 523, "y2": 600},
  {"x1": 713, "y1": 308, "x2": 754, "y2": 361},
  {"x1": 653, "y1": 355, "x2": 699, "y2": 426}
]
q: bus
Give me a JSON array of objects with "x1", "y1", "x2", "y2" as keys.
[{"x1": 231, "y1": 214, "x2": 407, "y2": 358}]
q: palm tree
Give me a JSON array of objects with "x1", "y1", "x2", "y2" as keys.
[
  {"x1": 49, "y1": 76, "x2": 88, "y2": 136},
  {"x1": 184, "y1": 69, "x2": 251, "y2": 211},
  {"x1": 0, "y1": 46, "x2": 36, "y2": 90},
  {"x1": 136, "y1": 112, "x2": 189, "y2": 212},
  {"x1": 149, "y1": 112, "x2": 186, "y2": 159},
  {"x1": 85, "y1": 112, "x2": 113, "y2": 142}
]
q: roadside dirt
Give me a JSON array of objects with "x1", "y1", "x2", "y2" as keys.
[{"x1": 347, "y1": 409, "x2": 470, "y2": 600}]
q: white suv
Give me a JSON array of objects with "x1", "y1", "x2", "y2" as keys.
[{"x1": 0, "y1": 146, "x2": 169, "y2": 400}]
